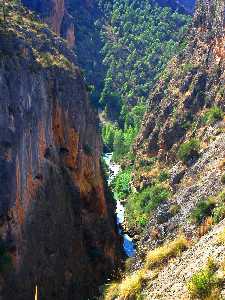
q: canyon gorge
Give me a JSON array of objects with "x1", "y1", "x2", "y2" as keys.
[{"x1": 0, "y1": 0, "x2": 224, "y2": 299}]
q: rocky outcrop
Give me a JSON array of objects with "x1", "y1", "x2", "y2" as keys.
[
  {"x1": 0, "y1": 3, "x2": 121, "y2": 300},
  {"x1": 22, "y1": 0, "x2": 75, "y2": 48}
]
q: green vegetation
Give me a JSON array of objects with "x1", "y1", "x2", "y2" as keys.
[
  {"x1": 187, "y1": 259, "x2": 222, "y2": 300},
  {"x1": 203, "y1": 106, "x2": 224, "y2": 125},
  {"x1": 102, "y1": 103, "x2": 145, "y2": 161},
  {"x1": 212, "y1": 189, "x2": 225, "y2": 224},
  {"x1": 99, "y1": 1, "x2": 190, "y2": 160},
  {"x1": 126, "y1": 184, "x2": 171, "y2": 229},
  {"x1": 111, "y1": 167, "x2": 132, "y2": 200},
  {"x1": 190, "y1": 198, "x2": 216, "y2": 225},
  {"x1": 177, "y1": 139, "x2": 200, "y2": 164},
  {"x1": 181, "y1": 62, "x2": 197, "y2": 74},
  {"x1": 218, "y1": 189, "x2": 225, "y2": 202},
  {"x1": 102, "y1": 121, "x2": 137, "y2": 161},
  {"x1": 158, "y1": 170, "x2": 170, "y2": 182},
  {"x1": 100, "y1": 1, "x2": 190, "y2": 118},
  {"x1": 212, "y1": 204, "x2": 225, "y2": 224},
  {"x1": 190, "y1": 190, "x2": 225, "y2": 226}
]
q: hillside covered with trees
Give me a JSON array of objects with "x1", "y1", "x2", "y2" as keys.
[
  {"x1": 1, "y1": 0, "x2": 225, "y2": 300},
  {"x1": 99, "y1": 0, "x2": 191, "y2": 161}
]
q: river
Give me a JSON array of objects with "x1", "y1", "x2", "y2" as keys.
[{"x1": 103, "y1": 153, "x2": 135, "y2": 257}]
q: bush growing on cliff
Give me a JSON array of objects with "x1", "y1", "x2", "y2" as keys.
[
  {"x1": 212, "y1": 204, "x2": 225, "y2": 224},
  {"x1": 212, "y1": 189, "x2": 225, "y2": 224},
  {"x1": 203, "y1": 106, "x2": 224, "y2": 125},
  {"x1": 190, "y1": 197, "x2": 216, "y2": 225},
  {"x1": 126, "y1": 184, "x2": 171, "y2": 229},
  {"x1": 177, "y1": 139, "x2": 200, "y2": 164},
  {"x1": 158, "y1": 170, "x2": 170, "y2": 182},
  {"x1": 112, "y1": 167, "x2": 132, "y2": 200},
  {"x1": 187, "y1": 259, "x2": 222, "y2": 300}
]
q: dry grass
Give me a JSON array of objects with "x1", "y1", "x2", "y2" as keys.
[
  {"x1": 145, "y1": 235, "x2": 188, "y2": 269},
  {"x1": 104, "y1": 270, "x2": 146, "y2": 300},
  {"x1": 104, "y1": 236, "x2": 188, "y2": 300}
]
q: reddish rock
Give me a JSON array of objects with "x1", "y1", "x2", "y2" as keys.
[{"x1": 0, "y1": 4, "x2": 122, "y2": 300}]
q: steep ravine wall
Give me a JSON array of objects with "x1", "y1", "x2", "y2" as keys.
[
  {"x1": 132, "y1": 0, "x2": 225, "y2": 267},
  {"x1": 135, "y1": 0, "x2": 225, "y2": 161},
  {"x1": 0, "y1": 4, "x2": 121, "y2": 300}
]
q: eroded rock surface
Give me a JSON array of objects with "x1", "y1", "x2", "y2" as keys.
[{"x1": 0, "y1": 3, "x2": 121, "y2": 300}]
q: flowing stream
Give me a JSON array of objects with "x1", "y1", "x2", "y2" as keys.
[{"x1": 103, "y1": 153, "x2": 135, "y2": 257}]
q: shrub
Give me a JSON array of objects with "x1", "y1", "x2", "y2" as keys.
[
  {"x1": 190, "y1": 198, "x2": 216, "y2": 224},
  {"x1": 212, "y1": 204, "x2": 225, "y2": 224},
  {"x1": 203, "y1": 106, "x2": 224, "y2": 125},
  {"x1": 126, "y1": 184, "x2": 171, "y2": 229},
  {"x1": 139, "y1": 157, "x2": 157, "y2": 168},
  {"x1": 112, "y1": 168, "x2": 132, "y2": 200},
  {"x1": 102, "y1": 123, "x2": 116, "y2": 152},
  {"x1": 177, "y1": 139, "x2": 200, "y2": 164},
  {"x1": 145, "y1": 235, "x2": 188, "y2": 269},
  {"x1": 218, "y1": 189, "x2": 225, "y2": 202},
  {"x1": 187, "y1": 259, "x2": 221, "y2": 299},
  {"x1": 158, "y1": 170, "x2": 170, "y2": 182}
]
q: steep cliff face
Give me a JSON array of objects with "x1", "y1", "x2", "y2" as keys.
[
  {"x1": 0, "y1": 3, "x2": 121, "y2": 300},
  {"x1": 136, "y1": 0, "x2": 224, "y2": 162}
]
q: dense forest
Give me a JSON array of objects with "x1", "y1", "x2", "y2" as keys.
[{"x1": 98, "y1": 1, "x2": 191, "y2": 161}]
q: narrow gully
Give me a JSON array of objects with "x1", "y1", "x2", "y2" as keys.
[{"x1": 103, "y1": 153, "x2": 135, "y2": 257}]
